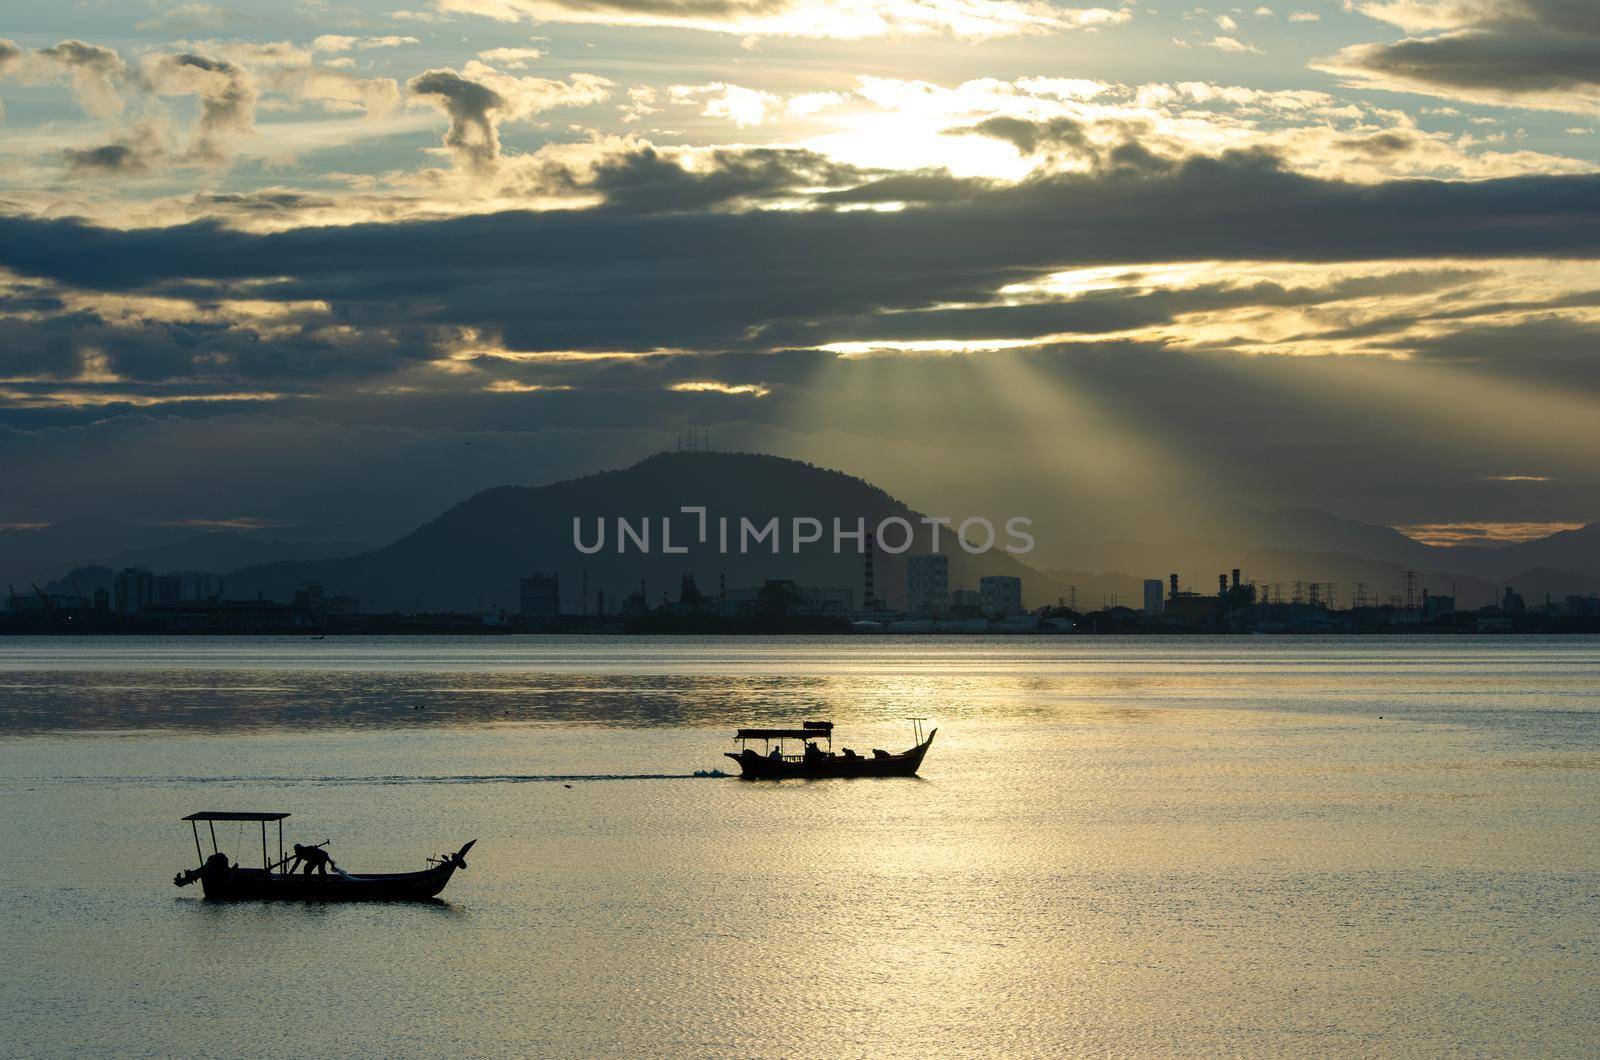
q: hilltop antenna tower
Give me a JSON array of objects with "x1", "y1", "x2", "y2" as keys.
[
  {"x1": 677, "y1": 424, "x2": 706, "y2": 453},
  {"x1": 1403, "y1": 570, "x2": 1420, "y2": 615}
]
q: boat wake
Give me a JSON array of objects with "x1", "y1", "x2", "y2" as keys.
[
  {"x1": 314, "y1": 771, "x2": 732, "y2": 785},
  {"x1": 51, "y1": 770, "x2": 730, "y2": 785}
]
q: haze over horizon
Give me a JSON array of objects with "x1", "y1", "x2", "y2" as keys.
[{"x1": 2, "y1": 0, "x2": 1598, "y2": 547}]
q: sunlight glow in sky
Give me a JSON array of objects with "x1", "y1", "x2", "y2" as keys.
[{"x1": 0, "y1": 0, "x2": 1597, "y2": 539}]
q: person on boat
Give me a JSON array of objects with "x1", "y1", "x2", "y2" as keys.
[
  {"x1": 841, "y1": 747, "x2": 860, "y2": 759},
  {"x1": 804, "y1": 741, "x2": 826, "y2": 763},
  {"x1": 288, "y1": 842, "x2": 339, "y2": 876},
  {"x1": 768, "y1": 745, "x2": 782, "y2": 760}
]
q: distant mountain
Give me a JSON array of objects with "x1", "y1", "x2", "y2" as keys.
[
  {"x1": 38, "y1": 566, "x2": 116, "y2": 600},
  {"x1": 1251, "y1": 507, "x2": 1442, "y2": 567},
  {"x1": 0, "y1": 520, "x2": 193, "y2": 591},
  {"x1": 14, "y1": 455, "x2": 1594, "y2": 615},
  {"x1": 1056, "y1": 505, "x2": 1599, "y2": 609},
  {"x1": 2, "y1": 526, "x2": 368, "y2": 600},
  {"x1": 0, "y1": 519, "x2": 193, "y2": 563},
  {"x1": 98, "y1": 531, "x2": 368, "y2": 577},
  {"x1": 224, "y1": 451, "x2": 1058, "y2": 613},
  {"x1": 1478, "y1": 523, "x2": 1600, "y2": 581}
]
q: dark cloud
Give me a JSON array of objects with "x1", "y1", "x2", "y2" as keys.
[
  {"x1": 756, "y1": 270, "x2": 1484, "y2": 347},
  {"x1": 408, "y1": 68, "x2": 506, "y2": 172},
  {"x1": 154, "y1": 53, "x2": 256, "y2": 161},
  {"x1": 3, "y1": 152, "x2": 1596, "y2": 356},
  {"x1": 817, "y1": 169, "x2": 998, "y2": 204},
  {"x1": 1330, "y1": 31, "x2": 1600, "y2": 97},
  {"x1": 192, "y1": 190, "x2": 340, "y2": 213},
  {"x1": 1319, "y1": 0, "x2": 1600, "y2": 111},
  {"x1": 949, "y1": 115, "x2": 1172, "y2": 177},
  {"x1": 62, "y1": 141, "x2": 157, "y2": 177},
  {"x1": 1332, "y1": 130, "x2": 1420, "y2": 158},
  {"x1": 1404, "y1": 314, "x2": 1600, "y2": 392},
  {"x1": 952, "y1": 115, "x2": 1095, "y2": 156},
  {"x1": 38, "y1": 39, "x2": 125, "y2": 75},
  {"x1": 0, "y1": 148, "x2": 1596, "y2": 445},
  {"x1": 590, "y1": 146, "x2": 866, "y2": 212}
]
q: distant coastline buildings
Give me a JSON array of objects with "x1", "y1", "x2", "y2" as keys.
[
  {"x1": 8, "y1": 550, "x2": 1600, "y2": 637},
  {"x1": 519, "y1": 573, "x2": 560, "y2": 627},
  {"x1": 979, "y1": 575, "x2": 1022, "y2": 617},
  {"x1": 907, "y1": 554, "x2": 949, "y2": 614},
  {"x1": 1143, "y1": 579, "x2": 1165, "y2": 615}
]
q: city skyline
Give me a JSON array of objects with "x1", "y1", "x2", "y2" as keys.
[
  {"x1": 8, "y1": 449, "x2": 1599, "y2": 634},
  {"x1": 1, "y1": 2, "x2": 1599, "y2": 548}
]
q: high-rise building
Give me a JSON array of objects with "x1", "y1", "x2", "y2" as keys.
[
  {"x1": 1143, "y1": 579, "x2": 1165, "y2": 615},
  {"x1": 979, "y1": 575, "x2": 1022, "y2": 617},
  {"x1": 154, "y1": 574, "x2": 184, "y2": 606},
  {"x1": 182, "y1": 572, "x2": 224, "y2": 601},
  {"x1": 907, "y1": 554, "x2": 949, "y2": 614},
  {"x1": 113, "y1": 567, "x2": 155, "y2": 615},
  {"x1": 519, "y1": 573, "x2": 560, "y2": 626}
]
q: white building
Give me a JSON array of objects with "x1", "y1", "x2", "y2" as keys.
[
  {"x1": 979, "y1": 575, "x2": 1022, "y2": 617},
  {"x1": 1143, "y1": 579, "x2": 1165, "y2": 615},
  {"x1": 907, "y1": 554, "x2": 949, "y2": 614}
]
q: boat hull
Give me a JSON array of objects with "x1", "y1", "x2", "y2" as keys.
[
  {"x1": 725, "y1": 730, "x2": 936, "y2": 780},
  {"x1": 198, "y1": 862, "x2": 459, "y2": 901}
]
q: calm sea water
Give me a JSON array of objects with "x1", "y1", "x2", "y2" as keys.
[{"x1": 1, "y1": 635, "x2": 1597, "y2": 1057}]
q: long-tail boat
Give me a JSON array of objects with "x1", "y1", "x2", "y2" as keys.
[
  {"x1": 724, "y1": 718, "x2": 936, "y2": 779},
  {"x1": 172, "y1": 811, "x2": 475, "y2": 901}
]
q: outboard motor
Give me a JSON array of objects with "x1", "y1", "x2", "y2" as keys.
[{"x1": 174, "y1": 850, "x2": 231, "y2": 887}]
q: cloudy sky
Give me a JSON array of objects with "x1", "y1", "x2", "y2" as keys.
[{"x1": 1, "y1": 0, "x2": 1597, "y2": 552}]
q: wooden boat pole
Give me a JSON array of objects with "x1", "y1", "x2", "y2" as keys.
[
  {"x1": 191, "y1": 821, "x2": 203, "y2": 863},
  {"x1": 208, "y1": 820, "x2": 217, "y2": 853},
  {"x1": 261, "y1": 821, "x2": 269, "y2": 870},
  {"x1": 278, "y1": 820, "x2": 284, "y2": 870}
]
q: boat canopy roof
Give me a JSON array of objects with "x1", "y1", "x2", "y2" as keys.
[
  {"x1": 182, "y1": 811, "x2": 290, "y2": 822},
  {"x1": 736, "y1": 728, "x2": 832, "y2": 740}
]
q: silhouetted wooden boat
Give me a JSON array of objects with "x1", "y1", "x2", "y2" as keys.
[
  {"x1": 172, "y1": 811, "x2": 475, "y2": 902},
  {"x1": 725, "y1": 719, "x2": 936, "y2": 779}
]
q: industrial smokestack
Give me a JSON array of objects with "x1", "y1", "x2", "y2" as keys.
[
  {"x1": 1169, "y1": 573, "x2": 1179, "y2": 601},
  {"x1": 1219, "y1": 574, "x2": 1228, "y2": 597},
  {"x1": 1231, "y1": 569, "x2": 1241, "y2": 590}
]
